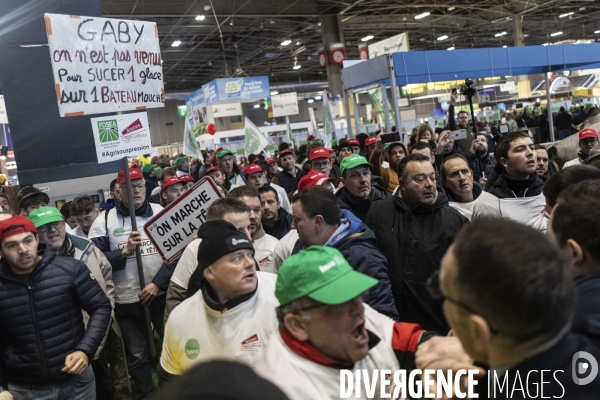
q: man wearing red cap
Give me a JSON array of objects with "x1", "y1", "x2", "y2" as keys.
[
  {"x1": 348, "y1": 138, "x2": 361, "y2": 154},
  {"x1": 161, "y1": 177, "x2": 186, "y2": 207},
  {"x1": 271, "y1": 149, "x2": 300, "y2": 201},
  {"x1": 563, "y1": 128, "x2": 599, "y2": 168},
  {"x1": 88, "y1": 168, "x2": 174, "y2": 400},
  {"x1": 265, "y1": 158, "x2": 280, "y2": 181},
  {"x1": 305, "y1": 146, "x2": 341, "y2": 188},
  {"x1": 0, "y1": 216, "x2": 111, "y2": 399},
  {"x1": 243, "y1": 164, "x2": 291, "y2": 213},
  {"x1": 205, "y1": 166, "x2": 227, "y2": 195},
  {"x1": 365, "y1": 135, "x2": 378, "y2": 160},
  {"x1": 178, "y1": 173, "x2": 195, "y2": 190}
]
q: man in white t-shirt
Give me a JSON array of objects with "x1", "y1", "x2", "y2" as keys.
[
  {"x1": 256, "y1": 246, "x2": 435, "y2": 400},
  {"x1": 164, "y1": 198, "x2": 252, "y2": 321},
  {"x1": 159, "y1": 220, "x2": 279, "y2": 381}
]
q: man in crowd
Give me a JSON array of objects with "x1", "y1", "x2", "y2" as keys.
[
  {"x1": 60, "y1": 202, "x2": 78, "y2": 230},
  {"x1": 291, "y1": 186, "x2": 398, "y2": 318},
  {"x1": 441, "y1": 154, "x2": 496, "y2": 221},
  {"x1": 257, "y1": 246, "x2": 432, "y2": 400},
  {"x1": 347, "y1": 138, "x2": 361, "y2": 154},
  {"x1": 141, "y1": 164, "x2": 158, "y2": 198},
  {"x1": 101, "y1": 179, "x2": 119, "y2": 211},
  {"x1": 69, "y1": 195, "x2": 99, "y2": 239},
  {"x1": 165, "y1": 198, "x2": 252, "y2": 320},
  {"x1": 258, "y1": 186, "x2": 292, "y2": 240},
  {"x1": 161, "y1": 177, "x2": 187, "y2": 207},
  {"x1": 88, "y1": 168, "x2": 172, "y2": 400},
  {"x1": 573, "y1": 105, "x2": 589, "y2": 126},
  {"x1": 369, "y1": 136, "x2": 408, "y2": 194},
  {"x1": 271, "y1": 149, "x2": 300, "y2": 201},
  {"x1": 0, "y1": 193, "x2": 9, "y2": 214},
  {"x1": 204, "y1": 165, "x2": 228, "y2": 195},
  {"x1": 265, "y1": 158, "x2": 279, "y2": 181},
  {"x1": 217, "y1": 149, "x2": 245, "y2": 188},
  {"x1": 555, "y1": 106, "x2": 573, "y2": 140},
  {"x1": 29, "y1": 206, "x2": 116, "y2": 399},
  {"x1": 17, "y1": 186, "x2": 49, "y2": 216},
  {"x1": 410, "y1": 142, "x2": 436, "y2": 165},
  {"x1": 227, "y1": 186, "x2": 279, "y2": 273},
  {"x1": 243, "y1": 164, "x2": 291, "y2": 213},
  {"x1": 364, "y1": 135, "x2": 377, "y2": 160},
  {"x1": 0, "y1": 216, "x2": 112, "y2": 399},
  {"x1": 367, "y1": 154, "x2": 468, "y2": 333},
  {"x1": 505, "y1": 111, "x2": 519, "y2": 132},
  {"x1": 535, "y1": 144, "x2": 550, "y2": 180},
  {"x1": 335, "y1": 154, "x2": 390, "y2": 223},
  {"x1": 307, "y1": 146, "x2": 341, "y2": 188},
  {"x1": 543, "y1": 165, "x2": 600, "y2": 215},
  {"x1": 174, "y1": 156, "x2": 190, "y2": 177},
  {"x1": 159, "y1": 221, "x2": 279, "y2": 380},
  {"x1": 448, "y1": 90, "x2": 473, "y2": 151},
  {"x1": 563, "y1": 128, "x2": 598, "y2": 168},
  {"x1": 336, "y1": 139, "x2": 353, "y2": 160},
  {"x1": 178, "y1": 173, "x2": 195, "y2": 190},
  {"x1": 466, "y1": 133, "x2": 494, "y2": 185}
]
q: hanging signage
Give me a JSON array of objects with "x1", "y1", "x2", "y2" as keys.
[
  {"x1": 271, "y1": 93, "x2": 299, "y2": 117},
  {"x1": 144, "y1": 177, "x2": 223, "y2": 262},
  {"x1": 204, "y1": 76, "x2": 270, "y2": 105},
  {"x1": 90, "y1": 111, "x2": 152, "y2": 164},
  {"x1": 318, "y1": 49, "x2": 327, "y2": 69},
  {"x1": 44, "y1": 14, "x2": 164, "y2": 117},
  {"x1": 329, "y1": 43, "x2": 346, "y2": 66},
  {"x1": 358, "y1": 44, "x2": 369, "y2": 60},
  {"x1": 368, "y1": 33, "x2": 409, "y2": 58},
  {"x1": 212, "y1": 103, "x2": 243, "y2": 118},
  {"x1": 0, "y1": 95, "x2": 8, "y2": 124}
]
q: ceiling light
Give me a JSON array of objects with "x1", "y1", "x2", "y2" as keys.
[
  {"x1": 270, "y1": 91, "x2": 279, "y2": 96},
  {"x1": 204, "y1": 4, "x2": 211, "y2": 11},
  {"x1": 293, "y1": 65, "x2": 301, "y2": 70},
  {"x1": 595, "y1": 30, "x2": 600, "y2": 34},
  {"x1": 361, "y1": 35, "x2": 374, "y2": 42},
  {"x1": 195, "y1": 15, "x2": 205, "y2": 21},
  {"x1": 542, "y1": 43, "x2": 550, "y2": 46},
  {"x1": 315, "y1": 95, "x2": 322, "y2": 100},
  {"x1": 559, "y1": 12, "x2": 574, "y2": 18},
  {"x1": 503, "y1": 45, "x2": 507, "y2": 48},
  {"x1": 281, "y1": 39, "x2": 292, "y2": 46},
  {"x1": 550, "y1": 31, "x2": 563, "y2": 37},
  {"x1": 448, "y1": 7, "x2": 455, "y2": 11},
  {"x1": 296, "y1": 41, "x2": 302, "y2": 46},
  {"x1": 415, "y1": 12, "x2": 430, "y2": 20},
  {"x1": 495, "y1": 31, "x2": 507, "y2": 37},
  {"x1": 447, "y1": 46, "x2": 455, "y2": 51},
  {"x1": 437, "y1": 35, "x2": 448, "y2": 41},
  {"x1": 253, "y1": 104, "x2": 260, "y2": 108},
  {"x1": 171, "y1": 40, "x2": 181, "y2": 47},
  {"x1": 307, "y1": 99, "x2": 314, "y2": 103}
]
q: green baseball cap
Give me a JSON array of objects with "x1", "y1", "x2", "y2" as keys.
[
  {"x1": 384, "y1": 141, "x2": 404, "y2": 152},
  {"x1": 141, "y1": 163, "x2": 155, "y2": 174},
  {"x1": 216, "y1": 149, "x2": 234, "y2": 159},
  {"x1": 174, "y1": 156, "x2": 189, "y2": 168},
  {"x1": 276, "y1": 246, "x2": 378, "y2": 306},
  {"x1": 340, "y1": 154, "x2": 372, "y2": 175},
  {"x1": 29, "y1": 206, "x2": 63, "y2": 228},
  {"x1": 155, "y1": 167, "x2": 163, "y2": 176}
]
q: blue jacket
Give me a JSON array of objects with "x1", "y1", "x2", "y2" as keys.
[{"x1": 0, "y1": 245, "x2": 112, "y2": 386}]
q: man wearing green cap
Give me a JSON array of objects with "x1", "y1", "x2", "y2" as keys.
[
  {"x1": 142, "y1": 163, "x2": 158, "y2": 198},
  {"x1": 336, "y1": 154, "x2": 390, "y2": 223},
  {"x1": 369, "y1": 134, "x2": 408, "y2": 194},
  {"x1": 216, "y1": 149, "x2": 245, "y2": 189},
  {"x1": 256, "y1": 246, "x2": 432, "y2": 400},
  {"x1": 174, "y1": 157, "x2": 190, "y2": 178}
]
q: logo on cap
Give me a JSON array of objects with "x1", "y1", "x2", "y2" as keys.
[{"x1": 231, "y1": 238, "x2": 249, "y2": 246}]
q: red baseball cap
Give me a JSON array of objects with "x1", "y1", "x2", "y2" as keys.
[
  {"x1": 348, "y1": 139, "x2": 360, "y2": 146},
  {"x1": 161, "y1": 177, "x2": 183, "y2": 192},
  {"x1": 365, "y1": 136, "x2": 377, "y2": 147},
  {"x1": 579, "y1": 128, "x2": 598, "y2": 141},
  {"x1": 117, "y1": 168, "x2": 143, "y2": 184},
  {"x1": 179, "y1": 174, "x2": 194, "y2": 183},
  {"x1": 244, "y1": 164, "x2": 264, "y2": 176},
  {"x1": 0, "y1": 216, "x2": 37, "y2": 242},
  {"x1": 308, "y1": 147, "x2": 330, "y2": 161},
  {"x1": 266, "y1": 158, "x2": 277, "y2": 164},
  {"x1": 297, "y1": 170, "x2": 336, "y2": 192},
  {"x1": 206, "y1": 166, "x2": 221, "y2": 174},
  {"x1": 278, "y1": 149, "x2": 295, "y2": 158}
]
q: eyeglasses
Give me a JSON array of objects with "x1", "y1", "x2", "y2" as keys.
[
  {"x1": 38, "y1": 221, "x2": 65, "y2": 233},
  {"x1": 312, "y1": 161, "x2": 330, "y2": 168},
  {"x1": 120, "y1": 184, "x2": 145, "y2": 191},
  {"x1": 425, "y1": 270, "x2": 499, "y2": 335},
  {"x1": 581, "y1": 138, "x2": 598, "y2": 145}
]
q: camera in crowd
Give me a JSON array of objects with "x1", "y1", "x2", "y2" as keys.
[{"x1": 459, "y1": 79, "x2": 478, "y2": 98}]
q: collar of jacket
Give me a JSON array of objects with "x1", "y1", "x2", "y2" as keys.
[
  {"x1": 200, "y1": 277, "x2": 258, "y2": 312},
  {"x1": 501, "y1": 172, "x2": 542, "y2": 194},
  {"x1": 252, "y1": 224, "x2": 266, "y2": 241},
  {"x1": 0, "y1": 244, "x2": 54, "y2": 282},
  {"x1": 116, "y1": 199, "x2": 153, "y2": 218},
  {"x1": 577, "y1": 150, "x2": 590, "y2": 164}
]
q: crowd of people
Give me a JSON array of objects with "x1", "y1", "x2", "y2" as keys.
[{"x1": 0, "y1": 100, "x2": 600, "y2": 400}]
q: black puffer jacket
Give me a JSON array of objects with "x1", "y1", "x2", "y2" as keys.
[
  {"x1": 336, "y1": 184, "x2": 390, "y2": 223},
  {"x1": 487, "y1": 173, "x2": 544, "y2": 199},
  {"x1": 0, "y1": 245, "x2": 112, "y2": 387},
  {"x1": 366, "y1": 192, "x2": 469, "y2": 334}
]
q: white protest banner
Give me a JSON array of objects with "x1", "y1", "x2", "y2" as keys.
[
  {"x1": 212, "y1": 103, "x2": 242, "y2": 118},
  {"x1": 182, "y1": 116, "x2": 203, "y2": 159},
  {"x1": 0, "y1": 95, "x2": 8, "y2": 124},
  {"x1": 272, "y1": 93, "x2": 299, "y2": 117},
  {"x1": 368, "y1": 33, "x2": 409, "y2": 58},
  {"x1": 44, "y1": 14, "x2": 164, "y2": 117},
  {"x1": 244, "y1": 117, "x2": 269, "y2": 156},
  {"x1": 144, "y1": 177, "x2": 223, "y2": 262},
  {"x1": 91, "y1": 111, "x2": 152, "y2": 163}
]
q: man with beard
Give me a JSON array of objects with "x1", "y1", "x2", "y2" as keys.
[
  {"x1": 258, "y1": 186, "x2": 292, "y2": 240},
  {"x1": 369, "y1": 135, "x2": 408, "y2": 194},
  {"x1": 464, "y1": 133, "x2": 494, "y2": 186},
  {"x1": 448, "y1": 91, "x2": 473, "y2": 152},
  {"x1": 535, "y1": 145, "x2": 550, "y2": 181}
]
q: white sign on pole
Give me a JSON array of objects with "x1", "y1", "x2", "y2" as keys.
[
  {"x1": 0, "y1": 95, "x2": 8, "y2": 124},
  {"x1": 368, "y1": 33, "x2": 409, "y2": 58},
  {"x1": 212, "y1": 103, "x2": 242, "y2": 118},
  {"x1": 90, "y1": 111, "x2": 153, "y2": 164},
  {"x1": 272, "y1": 93, "x2": 299, "y2": 117},
  {"x1": 144, "y1": 177, "x2": 223, "y2": 262},
  {"x1": 44, "y1": 13, "x2": 165, "y2": 117}
]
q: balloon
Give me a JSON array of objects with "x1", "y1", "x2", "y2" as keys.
[{"x1": 206, "y1": 123, "x2": 217, "y2": 135}]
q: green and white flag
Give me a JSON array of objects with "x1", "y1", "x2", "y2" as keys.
[
  {"x1": 322, "y1": 90, "x2": 335, "y2": 138},
  {"x1": 286, "y1": 115, "x2": 295, "y2": 145},
  {"x1": 183, "y1": 116, "x2": 203, "y2": 159},
  {"x1": 244, "y1": 117, "x2": 269, "y2": 156}
]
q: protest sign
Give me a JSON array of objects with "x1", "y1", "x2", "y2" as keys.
[
  {"x1": 44, "y1": 14, "x2": 164, "y2": 117},
  {"x1": 144, "y1": 178, "x2": 223, "y2": 262},
  {"x1": 272, "y1": 93, "x2": 299, "y2": 117},
  {"x1": 91, "y1": 111, "x2": 152, "y2": 163}
]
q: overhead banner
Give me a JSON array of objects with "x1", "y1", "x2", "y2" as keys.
[
  {"x1": 212, "y1": 103, "x2": 243, "y2": 118},
  {"x1": 271, "y1": 93, "x2": 299, "y2": 117},
  {"x1": 44, "y1": 13, "x2": 165, "y2": 117},
  {"x1": 91, "y1": 111, "x2": 152, "y2": 164},
  {"x1": 204, "y1": 76, "x2": 270, "y2": 106},
  {"x1": 368, "y1": 33, "x2": 409, "y2": 58},
  {"x1": 0, "y1": 95, "x2": 8, "y2": 124},
  {"x1": 144, "y1": 178, "x2": 223, "y2": 262}
]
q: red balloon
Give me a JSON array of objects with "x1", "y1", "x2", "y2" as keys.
[{"x1": 206, "y1": 123, "x2": 217, "y2": 135}]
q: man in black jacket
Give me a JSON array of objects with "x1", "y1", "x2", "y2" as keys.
[
  {"x1": 270, "y1": 149, "x2": 299, "y2": 201},
  {"x1": 0, "y1": 216, "x2": 112, "y2": 399},
  {"x1": 336, "y1": 154, "x2": 390, "y2": 223},
  {"x1": 291, "y1": 186, "x2": 398, "y2": 319},
  {"x1": 258, "y1": 186, "x2": 292, "y2": 240},
  {"x1": 366, "y1": 154, "x2": 468, "y2": 333}
]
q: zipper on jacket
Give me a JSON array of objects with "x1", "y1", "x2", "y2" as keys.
[{"x1": 28, "y1": 285, "x2": 50, "y2": 384}]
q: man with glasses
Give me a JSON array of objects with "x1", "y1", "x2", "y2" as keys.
[
  {"x1": 17, "y1": 186, "x2": 49, "y2": 217},
  {"x1": 161, "y1": 177, "x2": 186, "y2": 207},
  {"x1": 216, "y1": 149, "x2": 244, "y2": 189},
  {"x1": 88, "y1": 167, "x2": 173, "y2": 400},
  {"x1": 257, "y1": 246, "x2": 433, "y2": 400},
  {"x1": 307, "y1": 146, "x2": 341, "y2": 188},
  {"x1": 563, "y1": 128, "x2": 599, "y2": 168}
]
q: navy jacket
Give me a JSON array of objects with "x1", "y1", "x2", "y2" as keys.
[{"x1": 0, "y1": 245, "x2": 112, "y2": 386}]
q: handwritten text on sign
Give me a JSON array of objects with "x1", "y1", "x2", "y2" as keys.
[
  {"x1": 44, "y1": 14, "x2": 165, "y2": 117},
  {"x1": 144, "y1": 178, "x2": 223, "y2": 262}
]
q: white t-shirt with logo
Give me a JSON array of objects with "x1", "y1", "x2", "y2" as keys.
[
  {"x1": 253, "y1": 233, "x2": 279, "y2": 274},
  {"x1": 160, "y1": 272, "x2": 279, "y2": 375}
]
